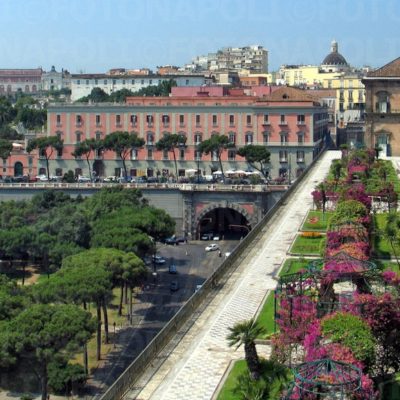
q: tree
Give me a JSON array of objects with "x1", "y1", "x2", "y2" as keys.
[
  {"x1": 382, "y1": 211, "x2": 400, "y2": 268},
  {"x1": 72, "y1": 138, "x2": 103, "y2": 181},
  {"x1": 0, "y1": 138, "x2": 13, "y2": 161},
  {"x1": 84, "y1": 186, "x2": 147, "y2": 222},
  {"x1": 103, "y1": 131, "x2": 145, "y2": 179},
  {"x1": 0, "y1": 304, "x2": 95, "y2": 400},
  {"x1": 27, "y1": 136, "x2": 63, "y2": 180},
  {"x1": 156, "y1": 133, "x2": 187, "y2": 179},
  {"x1": 227, "y1": 319, "x2": 266, "y2": 380},
  {"x1": 198, "y1": 134, "x2": 233, "y2": 182},
  {"x1": 237, "y1": 145, "x2": 270, "y2": 179}
]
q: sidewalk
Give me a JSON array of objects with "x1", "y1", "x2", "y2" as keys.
[{"x1": 127, "y1": 150, "x2": 341, "y2": 400}]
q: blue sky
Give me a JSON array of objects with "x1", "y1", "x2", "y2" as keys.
[{"x1": 0, "y1": 0, "x2": 399, "y2": 73}]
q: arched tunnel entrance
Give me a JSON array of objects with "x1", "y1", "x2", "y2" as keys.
[{"x1": 197, "y1": 207, "x2": 251, "y2": 240}]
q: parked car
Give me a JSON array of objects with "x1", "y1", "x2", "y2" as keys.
[
  {"x1": 136, "y1": 176, "x2": 147, "y2": 183},
  {"x1": 170, "y1": 280, "x2": 179, "y2": 291},
  {"x1": 147, "y1": 177, "x2": 159, "y2": 183},
  {"x1": 169, "y1": 264, "x2": 177, "y2": 274},
  {"x1": 205, "y1": 243, "x2": 219, "y2": 252},
  {"x1": 175, "y1": 236, "x2": 186, "y2": 243},
  {"x1": 77, "y1": 175, "x2": 91, "y2": 183},
  {"x1": 213, "y1": 234, "x2": 220, "y2": 241},
  {"x1": 152, "y1": 255, "x2": 166, "y2": 265},
  {"x1": 103, "y1": 176, "x2": 118, "y2": 183},
  {"x1": 164, "y1": 236, "x2": 178, "y2": 245},
  {"x1": 201, "y1": 232, "x2": 214, "y2": 240}
]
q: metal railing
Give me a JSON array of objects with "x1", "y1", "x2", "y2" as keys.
[{"x1": 97, "y1": 147, "x2": 327, "y2": 400}]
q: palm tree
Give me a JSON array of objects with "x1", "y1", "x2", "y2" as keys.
[{"x1": 227, "y1": 318, "x2": 265, "y2": 380}]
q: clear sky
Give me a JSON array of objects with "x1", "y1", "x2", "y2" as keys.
[{"x1": 1, "y1": 0, "x2": 399, "y2": 73}]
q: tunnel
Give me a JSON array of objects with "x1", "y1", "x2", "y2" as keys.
[{"x1": 197, "y1": 207, "x2": 251, "y2": 240}]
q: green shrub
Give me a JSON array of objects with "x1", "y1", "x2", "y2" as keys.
[{"x1": 321, "y1": 312, "x2": 376, "y2": 366}]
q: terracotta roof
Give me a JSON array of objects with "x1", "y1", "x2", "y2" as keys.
[
  {"x1": 262, "y1": 86, "x2": 321, "y2": 103},
  {"x1": 367, "y1": 57, "x2": 400, "y2": 77}
]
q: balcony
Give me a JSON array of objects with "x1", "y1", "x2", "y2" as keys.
[
  {"x1": 75, "y1": 122, "x2": 83, "y2": 127},
  {"x1": 116, "y1": 122, "x2": 122, "y2": 128},
  {"x1": 297, "y1": 121, "x2": 306, "y2": 126},
  {"x1": 279, "y1": 120, "x2": 288, "y2": 126},
  {"x1": 279, "y1": 158, "x2": 288, "y2": 163}
]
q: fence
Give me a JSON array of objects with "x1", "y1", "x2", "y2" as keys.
[{"x1": 97, "y1": 148, "x2": 327, "y2": 400}]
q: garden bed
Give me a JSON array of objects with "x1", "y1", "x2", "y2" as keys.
[
  {"x1": 289, "y1": 235, "x2": 324, "y2": 256},
  {"x1": 301, "y1": 210, "x2": 333, "y2": 231}
]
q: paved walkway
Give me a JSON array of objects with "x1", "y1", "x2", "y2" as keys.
[{"x1": 127, "y1": 150, "x2": 341, "y2": 400}]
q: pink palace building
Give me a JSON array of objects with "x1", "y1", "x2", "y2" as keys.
[{"x1": 15, "y1": 86, "x2": 329, "y2": 180}]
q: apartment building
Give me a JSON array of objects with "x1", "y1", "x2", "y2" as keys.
[{"x1": 38, "y1": 86, "x2": 327, "y2": 180}]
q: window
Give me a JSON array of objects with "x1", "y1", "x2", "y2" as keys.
[
  {"x1": 130, "y1": 114, "x2": 137, "y2": 126},
  {"x1": 86, "y1": 80, "x2": 89, "y2": 85},
  {"x1": 297, "y1": 132, "x2": 304, "y2": 144},
  {"x1": 339, "y1": 90, "x2": 345, "y2": 102},
  {"x1": 141, "y1": 79, "x2": 144, "y2": 85},
  {"x1": 186, "y1": 79, "x2": 189, "y2": 85},
  {"x1": 280, "y1": 133, "x2": 288, "y2": 144},
  {"x1": 116, "y1": 114, "x2": 121, "y2": 126},
  {"x1": 280, "y1": 115, "x2": 287, "y2": 125},
  {"x1": 122, "y1": 80, "x2": 125, "y2": 85},
  {"x1": 146, "y1": 115, "x2": 153, "y2": 126},
  {"x1": 147, "y1": 148, "x2": 153, "y2": 160},
  {"x1": 246, "y1": 115, "x2": 252, "y2": 126},
  {"x1": 104, "y1": 80, "x2": 107, "y2": 85},
  {"x1": 297, "y1": 115, "x2": 305, "y2": 125},
  {"x1": 162, "y1": 150, "x2": 169, "y2": 160},
  {"x1": 56, "y1": 114, "x2": 61, "y2": 126},
  {"x1": 245, "y1": 133, "x2": 253, "y2": 144},
  {"x1": 75, "y1": 168, "x2": 82, "y2": 177},
  {"x1": 95, "y1": 79, "x2": 98, "y2": 85},
  {"x1": 95, "y1": 131, "x2": 102, "y2": 140},
  {"x1": 113, "y1": 79, "x2": 116, "y2": 85},
  {"x1": 76, "y1": 132, "x2": 81, "y2": 143},
  {"x1": 55, "y1": 168, "x2": 63, "y2": 176},
  {"x1": 57, "y1": 147, "x2": 63, "y2": 158},
  {"x1": 279, "y1": 150, "x2": 288, "y2": 162},
  {"x1": 212, "y1": 115, "x2": 218, "y2": 126},
  {"x1": 263, "y1": 114, "x2": 269, "y2": 124},
  {"x1": 228, "y1": 132, "x2": 236, "y2": 144},
  {"x1": 327, "y1": 80, "x2": 332, "y2": 89},
  {"x1": 195, "y1": 114, "x2": 201, "y2": 127},
  {"x1": 131, "y1": 79, "x2": 135, "y2": 84},
  {"x1": 263, "y1": 132, "x2": 269, "y2": 143},
  {"x1": 76, "y1": 115, "x2": 82, "y2": 126},
  {"x1": 162, "y1": 115, "x2": 170, "y2": 127},
  {"x1": 229, "y1": 115, "x2": 235, "y2": 126},
  {"x1": 228, "y1": 150, "x2": 236, "y2": 161},
  {"x1": 96, "y1": 115, "x2": 101, "y2": 126},
  {"x1": 376, "y1": 91, "x2": 390, "y2": 113},
  {"x1": 146, "y1": 132, "x2": 154, "y2": 145},
  {"x1": 297, "y1": 150, "x2": 305, "y2": 163},
  {"x1": 130, "y1": 168, "x2": 137, "y2": 177},
  {"x1": 39, "y1": 167, "x2": 46, "y2": 175},
  {"x1": 77, "y1": 80, "x2": 80, "y2": 85},
  {"x1": 348, "y1": 90, "x2": 353, "y2": 102},
  {"x1": 195, "y1": 150, "x2": 202, "y2": 161},
  {"x1": 179, "y1": 114, "x2": 185, "y2": 126},
  {"x1": 179, "y1": 148, "x2": 185, "y2": 160},
  {"x1": 194, "y1": 133, "x2": 202, "y2": 144},
  {"x1": 131, "y1": 149, "x2": 138, "y2": 160},
  {"x1": 149, "y1": 79, "x2": 152, "y2": 84}
]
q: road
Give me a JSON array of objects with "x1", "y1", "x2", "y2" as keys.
[{"x1": 87, "y1": 239, "x2": 238, "y2": 397}]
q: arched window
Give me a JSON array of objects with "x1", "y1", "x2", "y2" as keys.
[
  {"x1": 228, "y1": 132, "x2": 236, "y2": 144},
  {"x1": 245, "y1": 132, "x2": 253, "y2": 144},
  {"x1": 376, "y1": 91, "x2": 390, "y2": 113},
  {"x1": 194, "y1": 132, "x2": 202, "y2": 144},
  {"x1": 0, "y1": 85, "x2": 5, "y2": 93},
  {"x1": 146, "y1": 132, "x2": 154, "y2": 145},
  {"x1": 32, "y1": 85, "x2": 37, "y2": 92},
  {"x1": 75, "y1": 168, "x2": 82, "y2": 177},
  {"x1": 55, "y1": 168, "x2": 63, "y2": 176},
  {"x1": 7, "y1": 85, "x2": 11, "y2": 92},
  {"x1": 25, "y1": 85, "x2": 30, "y2": 92},
  {"x1": 39, "y1": 167, "x2": 46, "y2": 175}
]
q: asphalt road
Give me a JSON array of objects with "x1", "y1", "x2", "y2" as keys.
[{"x1": 88, "y1": 239, "x2": 238, "y2": 397}]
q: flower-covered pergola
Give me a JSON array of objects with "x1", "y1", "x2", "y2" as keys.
[{"x1": 284, "y1": 358, "x2": 362, "y2": 399}]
